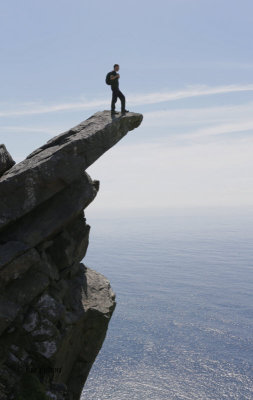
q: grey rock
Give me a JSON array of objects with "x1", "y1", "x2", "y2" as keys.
[
  {"x1": 46, "y1": 391, "x2": 58, "y2": 400},
  {"x1": 0, "y1": 110, "x2": 143, "y2": 399},
  {"x1": 4, "y1": 268, "x2": 50, "y2": 307},
  {"x1": 34, "y1": 339, "x2": 59, "y2": 359},
  {"x1": 5, "y1": 352, "x2": 22, "y2": 370},
  {"x1": 53, "y1": 265, "x2": 116, "y2": 399},
  {"x1": 31, "y1": 318, "x2": 60, "y2": 342},
  {"x1": 0, "y1": 248, "x2": 41, "y2": 284},
  {"x1": 34, "y1": 293, "x2": 65, "y2": 323},
  {"x1": 0, "y1": 241, "x2": 29, "y2": 271},
  {"x1": 0, "y1": 144, "x2": 15, "y2": 177},
  {"x1": 83, "y1": 266, "x2": 116, "y2": 316},
  {"x1": 0, "y1": 175, "x2": 96, "y2": 269},
  {"x1": 0, "y1": 298, "x2": 20, "y2": 335},
  {"x1": 23, "y1": 310, "x2": 40, "y2": 332},
  {"x1": 0, "y1": 111, "x2": 143, "y2": 232},
  {"x1": 42, "y1": 213, "x2": 90, "y2": 272},
  {"x1": 0, "y1": 365, "x2": 19, "y2": 395}
]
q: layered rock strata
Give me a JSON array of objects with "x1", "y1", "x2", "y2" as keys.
[{"x1": 0, "y1": 110, "x2": 143, "y2": 399}]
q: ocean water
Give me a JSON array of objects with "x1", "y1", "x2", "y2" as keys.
[{"x1": 81, "y1": 208, "x2": 253, "y2": 400}]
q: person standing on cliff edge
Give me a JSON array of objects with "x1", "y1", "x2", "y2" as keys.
[{"x1": 108, "y1": 64, "x2": 129, "y2": 115}]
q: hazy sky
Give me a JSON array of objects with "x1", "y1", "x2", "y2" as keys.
[{"x1": 1, "y1": 0, "x2": 253, "y2": 214}]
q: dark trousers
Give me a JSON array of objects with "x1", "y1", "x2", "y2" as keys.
[{"x1": 111, "y1": 88, "x2": 125, "y2": 111}]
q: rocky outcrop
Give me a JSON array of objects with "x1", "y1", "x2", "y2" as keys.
[
  {"x1": 0, "y1": 144, "x2": 15, "y2": 177},
  {"x1": 0, "y1": 110, "x2": 143, "y2": 400}
]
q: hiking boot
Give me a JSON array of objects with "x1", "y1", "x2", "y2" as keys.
[
  {"x1": 121, "y1": 109, "x2": 129, "y2": 114},
  {"x1": 111, "y1": 110, "x2": 119, "y2": 115}
]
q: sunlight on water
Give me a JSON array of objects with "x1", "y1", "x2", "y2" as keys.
[{"x1": 81, "y1": 208, "x2": 253, "y2": 400}]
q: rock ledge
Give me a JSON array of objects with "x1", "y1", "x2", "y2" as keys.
[{"x1": 0, "y1": 110, "x2": 143, "y2": 399}]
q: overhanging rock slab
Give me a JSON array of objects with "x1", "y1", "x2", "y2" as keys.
[{"x1": 0, "y1": 111, "x2": 143, "y2": 232}]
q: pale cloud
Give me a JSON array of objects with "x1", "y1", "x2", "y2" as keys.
[
  {"x1": 2, "y1": 86, "x2": 253, "y2": 211},
  {"x1": 2, "y1": 102, "x2": 252, "y2": 140},
  {"x1": 0, "y1": 126, "x2": 57, "y2": 135},
  {"x1": 1, "y1": 84, "x2": 253, "y2": 117},
  {"x1": 127, "y1": 84, "x2": 253, "y2": 105},
  {"x1": 86, "y1": 135, "x2": 253, "y2": 212},
  {"x1": 2, "y1": 102, "x2": 252, "y2": 211},
  {"x1": 141, "y1": 61, "x2": 253, "y2": 71},
  {"x1": 0, "y1": 99, "x2": 108, "y2": 117},
  {"x1": 143, "y1": 102, "x2": 253, "y2": 140},
  {"x1": 144, "y1": 102, "x2": 253, "y2": 126},
  {"x1": 182, "y1": 121, "x2": 253, "y2": 139}
]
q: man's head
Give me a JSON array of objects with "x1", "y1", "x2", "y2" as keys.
[{"x1": 114, "y1": 64, "x2": 120, "y2": 72}]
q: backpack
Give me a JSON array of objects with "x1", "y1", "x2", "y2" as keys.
[{"x1": 105, "y1": 72, "x2": 112, "y2": 85}]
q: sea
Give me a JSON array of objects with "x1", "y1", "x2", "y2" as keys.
[{"x1": 81, "y1": 207, "x2": 253, "y2": 400}]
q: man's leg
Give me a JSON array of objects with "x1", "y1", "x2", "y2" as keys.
[
  {"x1": 111, "y1": 89, "x2": 118, "y2": 111},
  {"x1": 117, "y1": 90, "x2": 126, "y2": 111}
]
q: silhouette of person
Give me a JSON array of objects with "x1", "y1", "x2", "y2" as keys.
[{"x1": 110, "y1": 64, "x2": 129, "y2": 115}]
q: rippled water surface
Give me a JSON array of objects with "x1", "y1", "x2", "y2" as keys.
[{"x1": 81, "y1": 208, "x2": 253, "y2": 400}]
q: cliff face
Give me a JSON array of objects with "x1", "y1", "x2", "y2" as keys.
[{"x1": 0, "y1": 110, "x2": 143, "y2": 400}]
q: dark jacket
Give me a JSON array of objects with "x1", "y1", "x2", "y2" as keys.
[{"x1": 110, "y1": 70, "x2": 119, "y2": 90}]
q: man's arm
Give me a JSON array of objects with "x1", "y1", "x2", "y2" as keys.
[{"x1": 110, "y1": 74, "x2": 120, "y2": 80}]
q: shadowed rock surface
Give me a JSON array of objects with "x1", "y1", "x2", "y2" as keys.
[
  {"x1": 0, "y1": 144, "x2": 15, "y2": 177},
  {"x1": 0, "y1": 110, "x2": 143, "y2": 399}
]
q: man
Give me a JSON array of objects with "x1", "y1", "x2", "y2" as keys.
[{"x1": 110, "y1": 64, "x2": 129, "y2": 115}]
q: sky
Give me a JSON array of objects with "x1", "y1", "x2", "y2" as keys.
[{"x1": 1, "y1": 0, "x2": 253, "y2": 215}]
